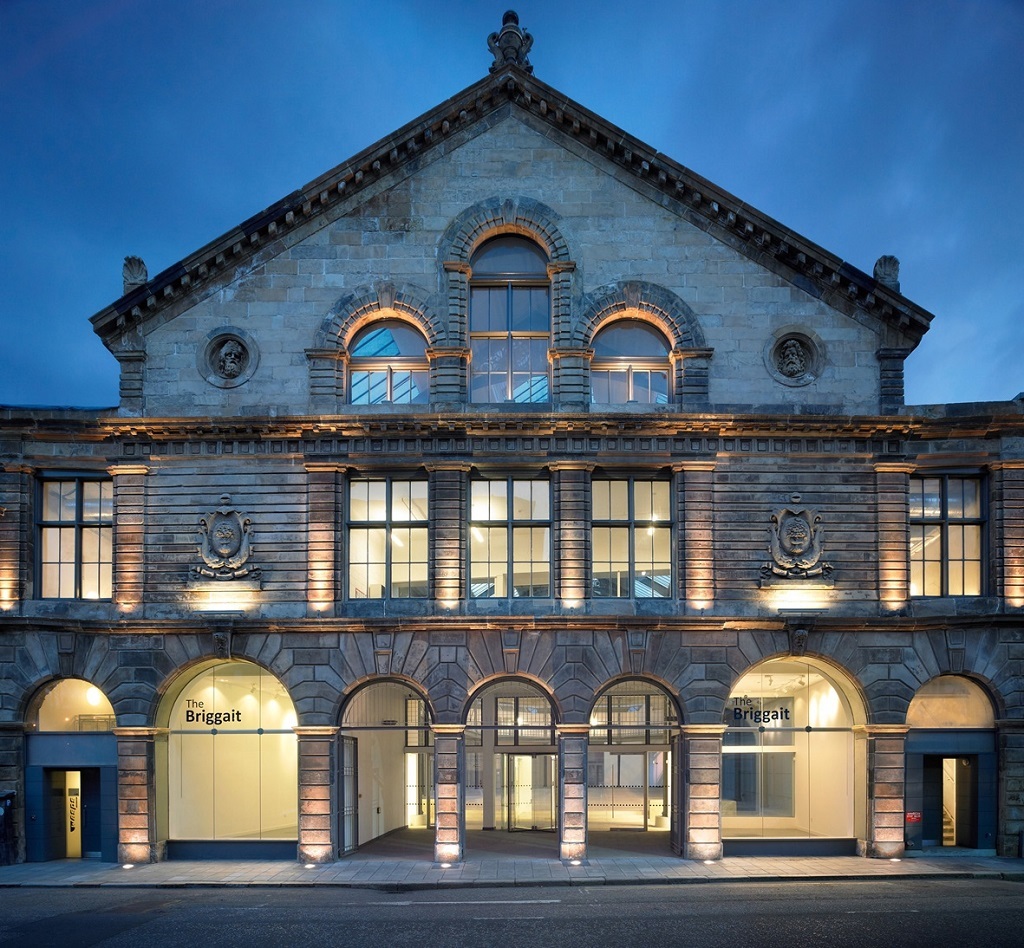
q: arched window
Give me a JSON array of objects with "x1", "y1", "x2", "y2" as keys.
[
  {"x1": 591, "y1": 320, "x2": 670, "y2": 404},
  {"x1": 30, "y1": 678, "x2": 115, "y2": 732},
  {"x1": 470, "y1": 236, "x2": 551, "y2": 403},
  {"x1": 348, "y1": 320, "x2": 429, "y2": 404}
]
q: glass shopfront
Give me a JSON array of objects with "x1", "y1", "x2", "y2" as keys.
[
  {"x1": 722, "y1": 660, "x2": 855, "y2": 843},
  {"x1": 166, "y1": 662, "x2": 297, "y2": 842}
]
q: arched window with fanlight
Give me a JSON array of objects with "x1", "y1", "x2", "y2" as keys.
[
  {"x1": 590, "y1": 320, "x2": 671, "y2": 405},
  {"x1": 469, "y1": 236, "x2": 551, "y2": 403},
  {"x1": 348, "y1": 320, "x2": 429, "y2": 405}
]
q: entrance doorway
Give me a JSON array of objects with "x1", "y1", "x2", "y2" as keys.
[
  {"x1": 504, "y1": 754, "x2": 556, "y2": 832},
  {"x1": 922, "y1": 756, "x2": 978, "y2": 848}
]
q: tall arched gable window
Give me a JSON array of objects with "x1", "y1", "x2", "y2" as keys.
[
  {"x1": 349, "y1": 320, "x2": 429, "y2": 404},
  {"x1": 591, "y1": 319, "x2": 671, "y2": 404},
  {"x1": 469, "y1": 236, "x2": 551, "y2": 403}
]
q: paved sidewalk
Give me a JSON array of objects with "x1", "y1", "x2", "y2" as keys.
[{"x1": 1, "y1": 852, "x2": 1022, "y2": 890}]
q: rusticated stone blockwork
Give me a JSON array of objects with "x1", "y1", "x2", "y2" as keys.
[
  {"x1": 114, "y1": 728, "x2": 162, "y2": 865},
  {"x1": 861, "y1": 726, "x2": 908, "y2": 858},
  {"x1": 678, "y1": 726, "x2": 726, "y2": 860},
  {"x1": 433, "y1": 729, "x2": 465, "y2": 863},
  {"x1": 295, "y1": 727, "x2": 338, "y2": 863},
  {"x1": 558, "y1": 730, "x2": 588, "y2": 861}
]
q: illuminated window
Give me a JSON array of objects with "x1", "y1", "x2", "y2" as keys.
[
  {"x1": 349, "y1": 320, "x2": 429, "y2": 404},
  {"x1": 31, "y1": 679, "x2": 115, "y2": 732},
  {"x1": 37, "y1": 477, "x2": 113, "y2": 599},
  {"x1": 589, "y1": 689, "x2": 671, "y2": 745},
  {"x1": 470, "y1": 478, "x2": 550, "y2": 597},
  {"x1": 909, "y1": 475, "x2": 984, "y2": 597},
  {"x1": 469, "y1": 237, "x2": 551, "y2": 403},
  {"x1": 348, "y1": 479, "x2": 429, "y2": 598},
  {"x1": 591, "y1": 320, "x2": 670, "y2": 404},
  {"x1": 592, "y1": 479, "x2": 671, "y2": 598}
]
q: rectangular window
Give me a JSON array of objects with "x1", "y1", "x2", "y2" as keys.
[
  {"x1": 37, "y1": 477, "x2": 113, "y2": 599},
  {"x1": 592, "y1": 479, "x2": 671, "y2": 598},
  {"x1": 348, "y1": 479, "x2": 428, "y2": 598},
  {"x1": 470, "y1": 479, "x2": 550, "y2": 597},
  {"x1": 909, "y1": 475, "x2": 983, "y2": 597},
  {"x1": 469, "y1": 284, "x2": 550, "y2": 403}
]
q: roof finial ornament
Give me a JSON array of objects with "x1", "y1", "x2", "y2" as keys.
[
  {"x1": 488, "y1": 10, "x2": 534, "y2": 74},
  {"x1": 123, "y1": 255, "x2": 148, "y2": 294},
  {"x1": 873, "y1": 255, "x2": 900, "y2": 293}
]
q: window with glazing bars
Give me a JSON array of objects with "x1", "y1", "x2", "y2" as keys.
[
  {"x1": 470, "y1": 479, "x2": 550, "y2": 597},
  {"x1": 909, "y1": 475, "x2": 983, "y2": 596},
  {"x1": 37, "y1": 477, "x2": 113, "y2": 599},
  {"x1": 592, "y1": 479, "x2": 671, "y2": 598},
  {"x1": 348, "y1": 480, "x2": 428, "y2": 598}
]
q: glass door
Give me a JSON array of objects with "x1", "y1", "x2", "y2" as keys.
[
  {"x1": 339, "y1": 736, "x2": 358, "y2": 855},
  {"x1": 506, "y1": 754, "x2": 556, "y2": 832}
]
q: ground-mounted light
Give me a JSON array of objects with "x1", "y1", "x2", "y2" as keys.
[{"x1": 121, "y1": 864, "x2": 134, "y2": 870}]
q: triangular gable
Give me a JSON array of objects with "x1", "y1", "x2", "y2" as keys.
[{"x1": 90, "y1": 65, "x2": 932, "y2": 355}]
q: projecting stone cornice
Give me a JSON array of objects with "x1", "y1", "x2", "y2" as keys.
[{"x1": 89, "y1": 67, "x2": 934, "y2": 353}]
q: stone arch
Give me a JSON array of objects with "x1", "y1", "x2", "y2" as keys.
[
  {"x1": 315, "y1": 281, "x2": 441, "y2": 349},
  {"x1": 589, "y1": 673, "x2": 684, "y2": 726},
  {"x1": 438, "y1": 196, "x2": 573, "y2": 265},
  {"x1": 577, "y1": 281, "x2": 707, "y2": 350},
  {"x1": 462, "y1": 672, "x2": 563, "y2": 725},
  {"x1": 22, "y1": 675, "x2": 116, "y2": 730},
  {"x1": 338, "y1": 673, "x2": 437, "y2": 728},
  {"x1": 905, "y1": 673, "x2": 1002, "y2": 727}
]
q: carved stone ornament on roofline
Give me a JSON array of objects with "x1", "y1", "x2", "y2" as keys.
[
  {"x1": 122, "y1": 256, "x2": 148, "y2": 294},
  {"x1": 761, "y1": 494, "x2": 833, "y2": 581},
  {"x1": 194, "y1": 494, "x2": 261, "y2": 580},
  {"x1": 488, "y1": 10, "x2": 534, "y2": 74}
]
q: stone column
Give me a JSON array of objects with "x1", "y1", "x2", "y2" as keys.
[
  {"x1": 677, "y1": 724, "x2": 726, "y2": 860},
  {"x1": 557, "y1": 725, "x2": 589, "y2": 862},
  {"x1": 674, "y1": 461, "x2": 715, "y2": 610},
  {"x1": 306, "y1": 463, "x2": 346, "y2": 617},
  {"x1": 427, "y1": 463, "x2": 469, "y2": 606},
  {"x1": 875, "y1": 462, "x2": 913, "y2": 609},
  {"x1": 432, "y1": 724, "x2": 465, "y2": 863},
  {"x1": 114, "y1": 727, "x2": 164, "y2": 864},
  {"x1": 856, "y1": 724, "x2": 908, "y2": 858},
  {"x1": 295, "y1": 726, "x2": 339, "y2": 863},
  {"x1": 996, "y1": 719, "x2": 1024, "y2": 857},
  {"x1": 108, "y1": 464, "x2": 149, "y2": 613},
  {"x1": 551, "y1": 462, "x2": 592, "y2": 606}
]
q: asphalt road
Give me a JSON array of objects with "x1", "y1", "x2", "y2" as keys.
[{"x1": 0, "y1": 878, "x2": 1022, "y2": 947}]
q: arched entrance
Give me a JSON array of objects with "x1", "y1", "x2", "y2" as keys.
[
  {"x1": 24, "y1": 679, "x2": 118, "y2": 861},
  {"x1": 722, "y1": 658, "x2": 863, "y2": 855},
  {"x1": 160, "y1": 660, "x2": 297, "y2": 858},
  {"x1": 905, "y1": 676, "x2": 997, "y2": 853},
  {"x1": 338, "y1": 680, "x2": 434, "y2": 855},
  {"x1": 587, "y1": 679, "x2": 676, "y2": 847},
  {"x1": 464, "y1": 679, "x2": 557, "y2": 846}
]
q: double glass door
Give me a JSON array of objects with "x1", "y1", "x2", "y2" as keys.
[{"x1": 504, "y1": 753, "x2": 556, "y2": 832}]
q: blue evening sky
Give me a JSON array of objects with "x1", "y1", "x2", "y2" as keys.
[{"x1": 2, "y1": 0, "x2": 1021, "y2": 408}]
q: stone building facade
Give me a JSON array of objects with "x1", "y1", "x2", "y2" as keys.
[{"x1": 1, "y1": 15, "x2": 1022, "y2": 866}]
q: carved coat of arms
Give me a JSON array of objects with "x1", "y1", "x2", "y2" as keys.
[
  {"x1": 194, "y1": 495, "x2": 259, "y2": 579},
  {"x1": 762, "y1": 506, "x2": 833, "y2": 580}
]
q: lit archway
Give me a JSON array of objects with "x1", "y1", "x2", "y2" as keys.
[{"x1": 161, "y1": 661, "x2": 297, "y2": 850}]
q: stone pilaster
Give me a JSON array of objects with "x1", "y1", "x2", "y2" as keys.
[
  {"x1": 427, "y1": 347, "x2": 470, "y2": 406},
  {"x1": 0, "y1": 464, "x2": 31, "y2": 609},
  {"x1": 117, "y1": 350, "x2": 146, "y2": 415},
  {"x1": 0, "y1": 723, "x2": 24, "y2": 864},
  {"x1": 996, "y1": 719, "x2": 1024, "y2": 857},
  {"x1": 557, "y1": 725, "x2": 589, "y2": 862},
  {"x1": 875, "y1": 462, "x2": 913, "y2": 608},
  {"x1": 677, "y1": 724, "x2": 725, "y2": 859},
  {"x1": 676, "y1": 347, "x2": 713, "y2": 410},
  {"x1": 114, "y1": 727, "x2": 165, "y2": 864},
  {"x1": 306, "y1": 347, "x2": 344, "y2": 412},
  {"x1": 443, "y1": 261, "x2": 471, "y2": 348},
  {"x1": 108, "y1": 464, "x2": 149, "y2": 613},
  {"x1": 877, "y1": 347, "x2": 911, "y2": 410},
  {"x1": 432, "y1": 725, "x2": 465, "y2": 863},
  {"x1": 305, "y1": 463, "x2": 346, "y2": 617},
  {"x1": 548, "y1": 261, "x2": 576, "y2": 348},
  {"x1": 857, "y1": 724, "x2": 908, "y2": 858},
  {"x1": 991, "y1": 462, "x2": 1024, "y2": 606},
  {"x1": 674, "y1": 462, "x2": 715, "y2": 609},
  {"x1": 427, "y1": 463, "x2": 469, "y2": 606},
  {"x1": 551, "y1": 462, "x2": 593, "y2": 605},
  {"x1": 548, "y1": 347, "x2": 592, "y2": 407},
  {"x1": 294, "y1": 726, "x2": 339, "y2": 863}
]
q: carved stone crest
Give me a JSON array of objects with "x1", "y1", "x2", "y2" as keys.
[
  {"x1": 488, "y1": 10, "x2": 534, "y2": 73},
  {"x1": 194, "y1": 495, "x2": 260, "y2": 579},
  {"x1": 762, "y1": 498, "x2": 833, "y2": 580}
]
